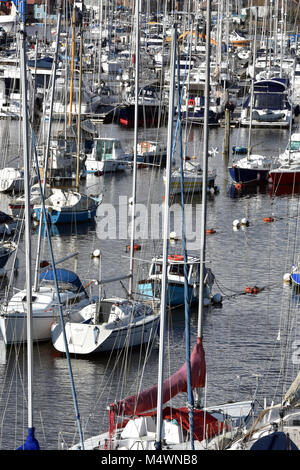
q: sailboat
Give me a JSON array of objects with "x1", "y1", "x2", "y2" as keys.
[
  {"x1": 228, "y1": 13, "x2": 273, "y2": 186},
  {"x1": 50, "y1": 1, "x2": 160, "y2": 356},
  {"x1": 0, "y1": 266, "x2": 94, "y2": 344},
  {"x1": 33, "y1": 19, "x2": 102, "y2": 225}
]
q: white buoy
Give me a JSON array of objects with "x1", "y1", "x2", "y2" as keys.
[
  {"x1": 213, "y1": 293, "x2": 222, "y2": 304},
  {"x1": 241, "y1": 217, "x2": 249, "y2": 226},
  {"x1": 233, "y1": 219, "x2": 240, "y2": 228},
  {"x1": 283, "y1": 273, "x2": 291, "y2": 283},
  {"x1": 92, "y1": 249, "x2": 101, "y2": 258},
  {"x1": 170, "y1": 231, "x2": 178, "y2": 240},
  {"x1": 129, "y1": 197, "x2": 134, "y2": 205}
]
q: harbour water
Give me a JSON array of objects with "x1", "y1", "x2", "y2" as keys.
[{"x1": 0, "y1": 117, "x2": 299, "y2": 450}]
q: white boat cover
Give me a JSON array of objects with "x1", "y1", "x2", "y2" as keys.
[{"x1": 283, "y1": 371, "x2": 300, "y2": 407}]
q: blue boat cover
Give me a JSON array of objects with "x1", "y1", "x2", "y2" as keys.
[
  {"x1": 250, "y1": 431, "x2": 298, "y2": 450},
  {"x1": 291, "y1": 273, "x2": 300, "y2": 286},
  {"x1": 40, "y1": 268, "x2": 85, "y2": 292},
  {"x1": 253, "y1": 80, "x2": 287, "y2": 93}
]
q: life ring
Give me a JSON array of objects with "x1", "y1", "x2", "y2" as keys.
[
  {"x1": 168, "y1": 254, "x2": 184, "y2": 261},
  {"x1": 188, "y1": 98, "x2": 195, "y2": 107}
]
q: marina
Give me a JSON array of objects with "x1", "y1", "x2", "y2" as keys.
[{"x1": 0, "y1": 0, "x2": 300, "y2": 453}]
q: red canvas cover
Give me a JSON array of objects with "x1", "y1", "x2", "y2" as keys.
[{"x1": 110, "y1": 337, "x2": 206, "y2": 417}]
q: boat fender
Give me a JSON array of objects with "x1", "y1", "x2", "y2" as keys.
[
  {"x1": 233, "y1": 219, "x2": 240, "y2": 228},
  {"x1": 93, "y1": 326, "x2": 100, "y2": 344},
  {"x1": 283, "y1": 273, "x2": 291, "y2": 283},
  {"x1": 92, "y1": 249, "x2": 101, "y2": 257},
  {"x1": 235, "y1": 183, "x2": 242, "y2": 190},
  {"x1": 263, "y1": 217, "x2": 274, "y2": 223},
  {"x1": 212, "y1": 293, "x2": 222, "y2": 304}
]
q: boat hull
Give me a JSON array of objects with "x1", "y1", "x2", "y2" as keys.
[
  {"x1": 138, "y1": 280, "x2": 211, "y2": 306},
  {"x1": 0, "y1": 314, "x2": 55, "y2": 344},
  {"x1": 228, "y1": 166, "x2": 270, "y2": 184},
  {"x1": 269, "y1": 170, "x2": 300, "y2": 186},
  {"x1": 51, "y1": 315, "x2": 160, "y2": 354},
  {"x1": 33, "y1": 207, "x2": 97, "y2": 224},
  {"x1": 119, "y1": 104, "x2": 165, "y2": 128}
]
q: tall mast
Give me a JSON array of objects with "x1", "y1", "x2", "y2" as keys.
[
  {"x1": 68, "y1": 5, "x2": 76, "y2": 126},
  {"x1": 33, "y1": 8, "x2": 62, "y2": 292},
  {"x1": 197, "y1": 0, "x2": 211, "y2": 340},
  {"x1": 18, "y1": 0, "x2": 39, "y2": 449},
  {"x1": 154, "y1": 24, "x2": 176, "y2": 451},
  {"x1": 128, "y1": 0, "x2": 140, "y2": 297},
  {"x1": 76, "y1": 20, "x2": 83, "y2": 193}
]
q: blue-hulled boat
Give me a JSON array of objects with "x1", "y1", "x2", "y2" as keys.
[
  {"x1": 138, "y1": 254, "x2": 218, "y2": 307},
  {"x1": 33, "y1": 188, "x2": 101, "y2": 224},
  {"x1": 228, "y1": 153, "x2": 273, "y2": 184}
]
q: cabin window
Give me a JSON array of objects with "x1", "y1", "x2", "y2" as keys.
[
  {"x1": 254, "y1": 93, "x2": 284, "y2": 110},
  {"x1": 290, "y1": 141, "x2": 300, "y2": 151},
  {"x1": 96, "y1": 140, "x2": 114, "y2": 161},
  {"x1": 21, "y1": 295, "x2": 37, "y2": 302},
  {"x1": 169, "y1": 263, "x2": 185, "y2": 276},
  {"x1": 151, "y1": 263, "x2": 162, "y2": 275}
]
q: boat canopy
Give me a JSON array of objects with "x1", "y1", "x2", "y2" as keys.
[{"x1": 39, "y1": 268, "x2": 86, "y2": 292}]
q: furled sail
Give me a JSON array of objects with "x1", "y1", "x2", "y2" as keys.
[
  {"x1": 110, "y1": 337, "x2": 206, "y2": 417},
  {"x1": 283, "y1": 371, "x2": 300, "y2": 408}
]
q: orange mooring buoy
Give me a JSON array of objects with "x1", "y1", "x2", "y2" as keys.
[
  {"x1": 235, "y1": 183, "x2": 242, "y2": 190},
  {"x1": 263, "y1": 217, "x2": 274, "y2": 223},
  {"x1": 245, "y1": 286, "x2": 260, "y2": 294},
  {"x1": 126, "y1": 244, "x2": 141, "y2": 253},
  {"x1": 206, "y1": 229, "x2": 216, "y2": 235}
]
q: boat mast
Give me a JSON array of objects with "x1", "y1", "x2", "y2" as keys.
[
  {"x1": 33, "y1": 8, "x2": 62, "y2": 292},
  {"x1": 18, "y1": 0, "x2": 39, "y2": 449},
  {"x1": 197, "y1": 0, "x2": 211, "y2": 342},
  {"x1": 128, "y1": 0, "x2": 140, "y2": 297},
  {"x1": 247, "y1": 9, "x2": 257, "y2": 160},
  {"x1": 155, "y1": 23, "x2": 176, "y2": 451},
  {"x1": 68, "y1": 5, "x2": 76, "y2": 126},
  {"x1": 76, "y1": 19, "x2": 83, "y2": 193}
]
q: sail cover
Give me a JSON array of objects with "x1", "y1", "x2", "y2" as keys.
[
  {"x1": 110, "y1": 337, "x2": 206, "y2": 417},
  {"x1": 283, "y1": 371, "x2": 300, "y2": 407}
]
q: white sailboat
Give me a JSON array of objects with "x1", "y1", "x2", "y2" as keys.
[{"x1": 0, "y1": 266, "x2": 93, "y2": 345}]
